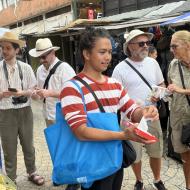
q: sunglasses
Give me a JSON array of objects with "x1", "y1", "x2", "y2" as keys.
[
  {"x1": 39, "y1": 50, "x2": 52, "y2": 59},
  {"x1": 129, "y1": 41, "x2": 152, "y2": 47},
  {"x1": 170, "y1": 44, "x2": 178, "y2": 50}
]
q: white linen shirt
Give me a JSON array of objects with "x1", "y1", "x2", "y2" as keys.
[
  {"x1": 0, "y1": 60, "x2": 36, "y2": 109},
  {"x1": 36, "y1": 57, "x2": 76, "y2": 120},
  {"x1": 112, "y1": 57, "x2": 164, "y2": 106}
]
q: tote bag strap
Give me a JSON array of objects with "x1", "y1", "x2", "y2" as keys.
[
  {"x1": 70, "y1": 80, "x2": 87, "y2": 113},
  {"x1": 74, "y1": 76, "x2": 106, "y2": 113}
]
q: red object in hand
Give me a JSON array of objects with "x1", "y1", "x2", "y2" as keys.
[
  {"x1": 134, "y1": 128, "x2": 158, "y2": 141},
  {"x1": 121, "y1": 120, "x2": 158, "y2": 141}
]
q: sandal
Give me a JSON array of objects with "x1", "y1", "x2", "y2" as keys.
[{"x1": 28, "y1": 173, "x2": 45, "y2": 186}]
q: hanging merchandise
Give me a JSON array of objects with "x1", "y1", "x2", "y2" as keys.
[
  {"x1": 148, "y1": 27, "x2": 154, "y2": 34},
  {"x1": 155, "y1": 25, "x2": 162, "y2": 40},
  {"x1": 87, "y1": 3, "x2": 94, "y2": 19}
]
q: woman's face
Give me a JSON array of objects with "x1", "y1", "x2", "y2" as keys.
[
  {"x1": 170, "y1": 36, "x2": 188, "y2": 61},
  {"x1": 83, "y1": 37, "x2": 112, "y2": 73}
]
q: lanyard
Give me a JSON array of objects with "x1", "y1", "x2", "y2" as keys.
[{"x1": 3, "y1": 61, "x2": 24, "y2": 90}]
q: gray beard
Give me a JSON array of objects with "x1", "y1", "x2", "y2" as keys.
[{"x1": 132, "y1": 51, "x2": 148, "y2": 60}]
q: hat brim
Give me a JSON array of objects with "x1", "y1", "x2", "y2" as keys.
[
  {"x1": 0, "y1": 38, "x2": 25, "y2": 48},
  {"x1": 123, "y1": 32, "x2": 154, "y2": 55},
  {"x1": 29, "y1": 46, "x2": 60, "y2": 57}
]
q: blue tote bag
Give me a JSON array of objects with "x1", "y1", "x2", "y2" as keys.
[{"x1": 44, "y1": 80, "x2": 123, "y2": 188}]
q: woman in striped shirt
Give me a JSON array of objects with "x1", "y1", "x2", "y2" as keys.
[{"x1": 60, "y1": 27, "x2": 158, "y2": 190}]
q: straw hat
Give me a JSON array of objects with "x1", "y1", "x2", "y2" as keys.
[
  {"x1": 123, "y1": 29, "x2": 154, "y2": 54},
  {"x1": 0, "y1": 31, "x2": 25, "y2": 47},
  {"x1": 29, "y1": 38, "x2": 60, "y2": 57}
]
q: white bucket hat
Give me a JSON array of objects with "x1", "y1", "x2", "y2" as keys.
[
  {"x1": 123, "y1": 29, "x2": 154, "y2": 55},
  {"x1": 29, "y1": 38, "x2": 60, "y2": 57}
]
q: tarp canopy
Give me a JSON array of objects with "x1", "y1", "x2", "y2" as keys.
[{"x1": 161, "y1": 11, "x2": 190, "y2": 26}]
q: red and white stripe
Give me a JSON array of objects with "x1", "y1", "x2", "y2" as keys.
[{"x1": 60, "y1": 73, "x2": 138, "y2": 130}]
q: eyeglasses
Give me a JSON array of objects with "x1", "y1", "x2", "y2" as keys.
[
  {"x1": 129, "y1": 41, "x2": 152, "y2": 47},
  {"x1": 170, "y1": 44, "x2": 178, "y2": 50},
  {"x1": 39, "y1": 50, "x2": 52, "y2": 60}
]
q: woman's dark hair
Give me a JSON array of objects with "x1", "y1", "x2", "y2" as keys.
[
  {"x1": 148, "y1": 45, "x2": 157, "y2": 55},
  {"x1": 79, "y1": 26, "x2": 111, "y2": 61}
]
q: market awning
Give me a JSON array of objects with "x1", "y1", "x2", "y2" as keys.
[
  {"x1": 161, "y1": 11, "x2": 190, "y2": 26},
  {"x1": 66, "y1": 16, "x2": 176, "y2": 31}
]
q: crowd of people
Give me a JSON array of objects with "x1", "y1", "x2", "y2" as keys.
[{"x1": 0, "y1": 26, "x2": 189, "y2": 190}]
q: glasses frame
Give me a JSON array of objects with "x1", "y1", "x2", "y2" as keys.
[{"x1": 129, "y1": 41, "x2": 152, "y2": 47}]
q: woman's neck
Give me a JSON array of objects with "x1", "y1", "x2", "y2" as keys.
[{"x1": 82, "y1": 68, "x2": 105, "y2": 83}]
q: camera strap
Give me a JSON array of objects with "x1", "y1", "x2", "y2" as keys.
[{"x1": 3, "y1": 60, "x2": 24, "y2": 90}]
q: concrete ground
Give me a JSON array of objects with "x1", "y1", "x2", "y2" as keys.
[{"x1": 14, "y1": 100, "x2": 185, "y2": 190}]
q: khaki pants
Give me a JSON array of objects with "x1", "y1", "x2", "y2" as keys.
[
  {"x1": 130, "y1": 120, "x2": 163, "y2": 163},
  {"x1": 0, "y1": 106, "x2": 36, "y2": 180}
]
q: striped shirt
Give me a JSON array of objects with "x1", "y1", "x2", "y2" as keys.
[
  {"x1": 60, "y1": 73, "x2": 138, "y2": 130},
  {"x1": 0, "y1": 60, "x2": 36, "y2": 109}
]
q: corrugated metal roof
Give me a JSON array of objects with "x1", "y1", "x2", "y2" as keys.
[
  {"x1": 101, "y1": 1, "x2": 186, "y2": 22},
  {"x1": 101, "y1": 6, "x2": 161, "y2": 22},
  {"x1": 145, "y1": 1, "x2": 185, "y2": 17},
  {"x1": 170, "y1": 0, "x2": 190, "y2": 14}
]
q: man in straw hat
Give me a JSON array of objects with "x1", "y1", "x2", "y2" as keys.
[
  {"x1": 29, "y1": 38, "x2": 79, "y2": 190},
  {"x1": 0, "y1": 31, "x2": 45, "y2": 186},
  {"x1": 29, "y1": 38, "x2": 76, "y2": 127},
  {"x1": 112, "y1": 29, "x2": 167, "y2": 190}
]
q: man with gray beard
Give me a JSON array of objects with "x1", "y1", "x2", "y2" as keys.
[{"x1": 112, "y1": 29, "x2": 167, "y2": 190}]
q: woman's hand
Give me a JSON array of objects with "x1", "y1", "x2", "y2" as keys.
[
  {"x1": 142, "y1": 105, "x2": 159, "y2": 121},
  {"x1": 167, "y1": 84, "x2": 184, "y2": 94},
  {"x1": 123, "y1": 123, "x2": 156, "y2": 144}
]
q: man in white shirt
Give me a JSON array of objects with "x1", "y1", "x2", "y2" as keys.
[
  {"x1": 112, "y1": 29, "x2": 166, "y2": 190},
  {"x1": 29, "y1": 38, "x2": 78, "y2": 190},
  {"x1": 29, "y1": 38, "x2": 76, "y2": 127},
  {"x1": 0, "y1": 32, "x2": 44, "y2": 186}
]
